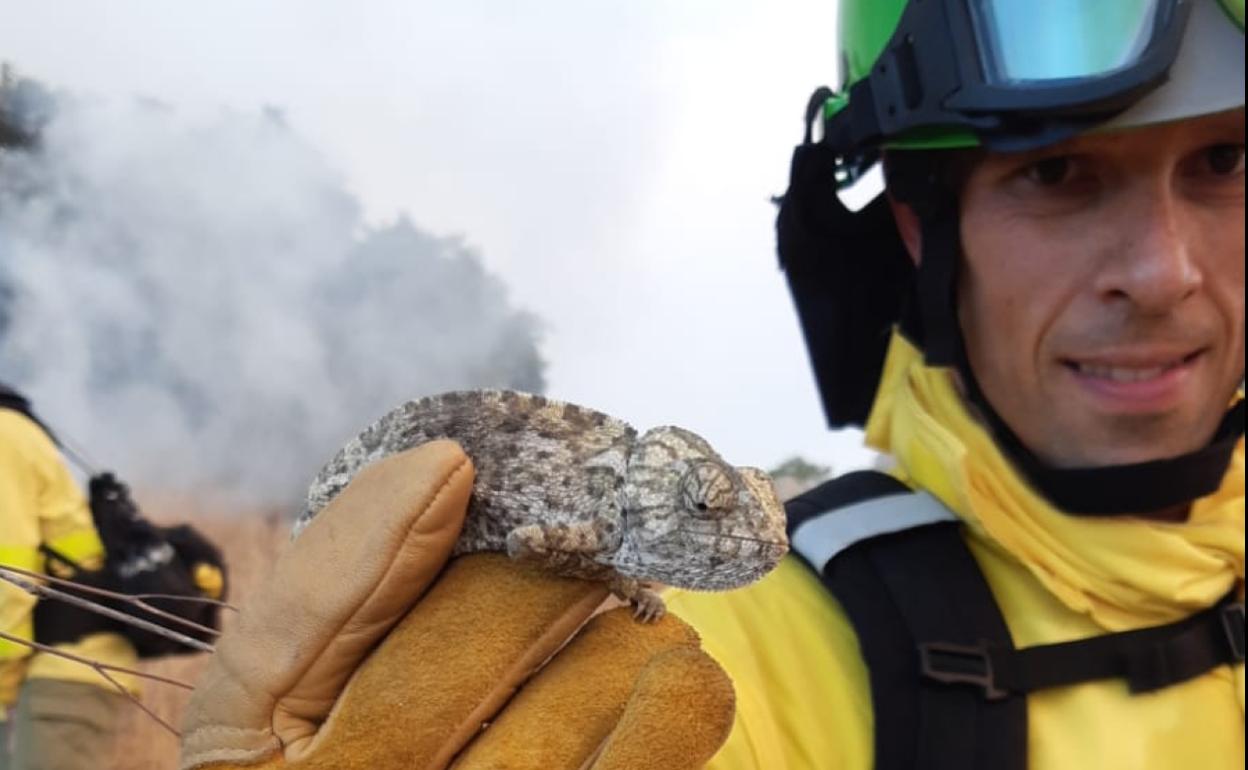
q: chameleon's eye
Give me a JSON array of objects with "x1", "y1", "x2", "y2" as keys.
[{"x1": 680, "y1": 462, "x2": 737, "y2": 517}]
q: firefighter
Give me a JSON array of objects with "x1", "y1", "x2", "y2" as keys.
[
  {"x1": 0, "y1": 385, "x2": 137, "y2": 770},
  {"x1": 667, "y1": 0, "x2": 1246, "y2": 766}
]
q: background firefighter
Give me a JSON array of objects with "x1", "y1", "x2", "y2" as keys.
[
  {"x1": 0, "y1": 382, "x2": 137, "y2": 770},
  {"x1": 1, "y1": 375, "x2": 226, "y2": 770}
]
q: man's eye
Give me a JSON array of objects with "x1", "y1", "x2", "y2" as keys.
[
  {"x1": 1023, "y1": 156, "x2": 1074, "y2": 186},
  {"x1": 1204, "y1": 144, "x2": 1245, "y2": 176}
]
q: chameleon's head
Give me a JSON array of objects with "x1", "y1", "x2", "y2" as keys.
[{"x1": 615, "y1": 426, "x2": 788, "y2": 591}]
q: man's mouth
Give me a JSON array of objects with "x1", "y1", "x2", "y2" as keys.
[
  {"x1": 1062, "y1": 349, "x2": 1207, "y2": 410},
  {"x1": 1066, "y1": 351, "x2": 1203, "y2": 382}
]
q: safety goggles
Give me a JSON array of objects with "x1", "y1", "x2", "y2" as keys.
[{"x1": 824, "y1": 0, "x2": 1245, "y2": 156}]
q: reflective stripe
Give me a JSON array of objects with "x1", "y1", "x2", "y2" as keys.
[
  {"x1": 792, "y1": 490, "x2": 958, "y2": 572},
  {"x1": 45, "y1": 529, "x2": 105, "y2": 567},
  {"x1": 0, "y1": 545, "x2": 42, "y2": 573},
  {"x1": 0, "y1": 617, "x2": 35, "y2": 659}
]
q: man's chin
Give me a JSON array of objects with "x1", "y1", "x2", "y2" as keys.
[{"x1": 1046, "y1": 412, "x2": 1220, "y2": 469}]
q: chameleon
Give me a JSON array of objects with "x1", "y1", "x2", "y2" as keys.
[{"x1": 295, "y1": 389, "x2": 789, "y2": 620}]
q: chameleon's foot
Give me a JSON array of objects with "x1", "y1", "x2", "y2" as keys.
[
  {"x1": 631, "y1": 589, "x2": 667, "y2": 623},
  {"x1": 506, "y1": 524, "x2": 548, "y2": 560},
  {"x1": 609, "y1": 576, "x2": 667, "y2": 623},
  {"x1": 507, "y1": 521, "x2": 612, "y2": 561}
]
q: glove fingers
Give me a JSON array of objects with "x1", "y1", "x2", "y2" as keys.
[
  {"x1": 589, "y1": 646, "x2": 736, "y2": 770},
  {"x1": 450, "y1": 608, "x2": 716, "y2": 770},
  {"x1": 277, "y1": 441, "x2": 477, "y2": 731},
  {"x1": 285, "y1": 553, "x2": 610, "y2": 770},
  {"x1": 182, "y1": 440, "x2": 475, "y2": 769}
]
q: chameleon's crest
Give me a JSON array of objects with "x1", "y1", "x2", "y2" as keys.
[{"x1": 616, "y1": 426, "x2": 788, "y2": 591}]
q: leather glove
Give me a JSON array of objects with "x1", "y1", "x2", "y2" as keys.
[{"x1": 179, "y1": 439, "x2": 735, "y2": 770}]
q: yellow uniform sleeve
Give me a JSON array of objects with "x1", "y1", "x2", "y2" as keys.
[
  {"x1": 0, "y1": 410, "x2": 106, "y2": 569},
  {"x1": 1, "y1": 410, "x2": 72, "y2": 660},
  {"x1": 665, "y1": 557, "x2": 874, "y2": 770}
]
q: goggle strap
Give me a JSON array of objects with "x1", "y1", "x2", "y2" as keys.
[{"x1": 916, "y1": 203, "x2": 961, "y2": 366}]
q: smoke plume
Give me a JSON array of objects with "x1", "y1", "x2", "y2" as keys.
[{"x1": 0, "y1": 75, "x2": 545, "y2": 507}]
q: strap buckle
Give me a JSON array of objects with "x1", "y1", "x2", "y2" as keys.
[
  {"x1": 919, "y1": 641, "x2": 1009, "y2": 701},
  {"x1": 1222, "y1": 603, "x2": 1245, "y2": 662}
]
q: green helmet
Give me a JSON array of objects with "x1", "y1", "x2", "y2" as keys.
[{"x1": 825, "y1": 0, "x2": 1244, "y2": 156}]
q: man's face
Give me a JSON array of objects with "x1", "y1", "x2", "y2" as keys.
[{"x1": 956, "y1": 109, "x2": 1245, "y2": 468}]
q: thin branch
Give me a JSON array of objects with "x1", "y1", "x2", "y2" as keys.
[
  {"x1": 0, "y1": 562, "x2": 236, "y2": 637},
  {"x1": 0, "y1": 630, "x2": 189, "y2": 737},
  {"x1": 130, "y1": 593, "x2": 237, "y2": 612},
  {"x1": 96, "y1": 663, "x2": 183, "y2": 737},
  {"x1": 0, "y1": 630, "x2": 195, "y2": 689},
  {"x1": 0, "y1": 570, "x2": 214, "y2": 653},
  {"x1": 0, "y1": 563, "x2": 225, "y2": 736}
]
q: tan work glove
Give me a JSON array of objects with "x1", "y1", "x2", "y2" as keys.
[{"x1": 179, "y1": 440, "x2": 735, "y2": 770}]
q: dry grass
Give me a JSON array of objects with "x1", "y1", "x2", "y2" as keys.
[{"x1": 105, "y1": 499, "x2": 289, "y2": 770}]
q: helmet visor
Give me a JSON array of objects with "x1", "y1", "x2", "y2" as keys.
[
  {"x1": 971, "y1": 0, "x2": 1170, "y2": 83},
  {"x1": 822, "y1": 0, "x2": 1243, "y2": 154}
]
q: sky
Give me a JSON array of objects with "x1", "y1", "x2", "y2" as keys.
[{"x1": 0, "y1": 0, "x2": 881, "y2": 482}]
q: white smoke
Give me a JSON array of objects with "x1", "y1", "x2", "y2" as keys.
[{"x1": 0, "y1": 79, "x2": 545, "y2": 506}]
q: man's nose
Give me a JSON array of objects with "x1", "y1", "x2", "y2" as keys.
[{"x1": 1094, "y1": 184, "x2": 1203, "y2": 315}]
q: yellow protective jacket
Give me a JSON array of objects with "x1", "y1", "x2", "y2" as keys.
[
  {"x1": 0, "y1": 408, "x2": 137, "y2": 707},
  {"x1": 671, "y1": 549, "x2": 1244, "y2": 769},
  {"x1": 668, "y1": 333, "x2": 1245, "y2": 770}
]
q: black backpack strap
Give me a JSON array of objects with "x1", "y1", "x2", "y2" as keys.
[
  {"x1": 923, "y1": 590, "x2": 1246, "y2": 697},
  {"x1": 38, "y1": 543, "x2": 83, "y2": 574},
  {"x1": 845, "y1": 523, "x2": 1029, "y2": 770},
  {"x1": 787, "y1": 471, "x2": 1027, "y2": 770},
  {"x1": 788, "y1": 471, "x2": 1246, "y2": 770}
]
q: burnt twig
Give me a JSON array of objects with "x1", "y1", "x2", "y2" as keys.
[
  {"x1": 0, "y1": 629, "x2": 192, "y2": 737},
  {"x1": 0, "y1": 562, "x2": 232, "y2": 639},
  {"x1": 0, "y1": 569, "x2": 214, "y2": 653}
]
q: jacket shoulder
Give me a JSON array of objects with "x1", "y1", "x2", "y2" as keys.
[{"x1": 0, "y1": 409, "x2": 63, "y2": 474}]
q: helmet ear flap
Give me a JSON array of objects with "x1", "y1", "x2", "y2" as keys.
[
  {"x1": 775, "y1": 140, "x2": 915, "y2": 429},
  {"x1": 776, "y1": 135, "x2": 970, "y2": 429},
  {"x1": 881, "y1": 151, "x2": 969, "y2": 367}
]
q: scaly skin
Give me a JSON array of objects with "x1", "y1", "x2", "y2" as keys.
[{"x1": 297, "y1": 390, "x2": 789, "y2": 616}]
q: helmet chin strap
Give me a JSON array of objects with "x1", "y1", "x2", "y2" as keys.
[{"x1": 905, "y1": 200, "x2": 1245, "y2": 517}]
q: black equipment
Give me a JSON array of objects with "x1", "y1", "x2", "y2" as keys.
[
  {"x1": 787, "y1": 471, "x2": 1246, "y2": 769},
  {"x1": 1, "y1": 382, "x2": 227, "y2": 657}
]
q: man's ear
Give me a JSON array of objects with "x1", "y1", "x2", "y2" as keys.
[{"x1": 888, "y1": 195, "x2": 923, "y2": 267}]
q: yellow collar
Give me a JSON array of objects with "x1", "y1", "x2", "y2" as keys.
[{"x1": 864, "y1": 331, "x2": 1245, "y2": 631}]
